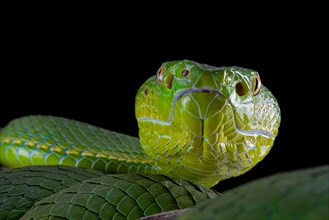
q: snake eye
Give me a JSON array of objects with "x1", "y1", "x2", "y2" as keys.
[
  {"x1": 181, "y1": 69, "x2": 189, "y2": 76},
  {"x1": 252, "y1": 74, "x2": 261, "y2": 96},
  {"x1": 157, "y1": 66, "x2": 165, "y2": 86}
]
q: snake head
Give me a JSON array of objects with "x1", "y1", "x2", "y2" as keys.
[{"x1": 136, "y1": 60, "x2": 281, "y2": 187}]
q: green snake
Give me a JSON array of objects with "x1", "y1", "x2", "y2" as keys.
[
  {"x1": 177, "y1": 165, "x2": 329, "y2": 220},
  {"x1": 0, "y1": 60, "x2": 283, "y2": 219}
]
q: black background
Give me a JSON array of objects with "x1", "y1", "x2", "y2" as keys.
[{"x1": 1, "y1": 18, "x2": 325, "y2": 192}]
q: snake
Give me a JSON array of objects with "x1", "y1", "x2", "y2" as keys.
[
  {"x1": 171, "y1": 165, "x2": 329, "y2": 220},
  {"x1": 0, "y1": 60, "x2": 282, "y2": 219}
]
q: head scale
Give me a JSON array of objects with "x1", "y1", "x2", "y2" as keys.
[{"x1": 136, "y1": 60, "x2": 281, "y2": 187}]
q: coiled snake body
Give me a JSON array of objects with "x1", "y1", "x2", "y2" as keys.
[{"x1": 0, "y1": 60, "x2": 284, "y2": 219}]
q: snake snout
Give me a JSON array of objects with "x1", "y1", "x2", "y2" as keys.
[
  {"x1": 177, "y1": 88, "x2": 227, "y2": 118},
  {"x1": 176, "y1": 89, "x2": 227, "y2": 138}
]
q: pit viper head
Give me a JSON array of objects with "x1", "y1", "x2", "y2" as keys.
[{"x1": 136, "y1": 60, "x2": 281, "y2": 187}]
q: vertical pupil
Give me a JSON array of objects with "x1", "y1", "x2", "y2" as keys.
[
  {"x1": 158, "y1": 68, "x2": 163, "y2": 81},
  {"x1": 252, "y1": 75, "x2": 261, "y2": 96},
  {"x1": 157, "y1": 67, "x2": 164, "y2": 86},
  {"x1": 254, "y1": 79, "x2": 258, "y2": 91}
]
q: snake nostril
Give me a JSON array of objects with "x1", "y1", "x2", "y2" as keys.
[
  {"x1": 235, "y1": 82, "x2": 248, "y2": 96},
  {"x1": 181, "y1": 69, "x2": 189, "y2": 76},
  {"x1": 144, "y1": 87, "x2": 148, "y2": 96}
]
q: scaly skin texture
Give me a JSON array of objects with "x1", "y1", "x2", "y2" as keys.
[
  {"x1": 136, "y1": 60, "x2": 280, "y2": 186},
  {"x1": 0, "y1": 60, "x2": 281, "y2": 218},
  {"x1": 0, "y1": 166, "x2": 104, "y2": 220},
  {"x1": 0, "y1": 61, "x2": 280, "y2": 188},
  {"x1": 0, "y1": 116, "x2": 159, "y2": 174},
  {"x1": 178, "y1": 166, "x2": 329, "y2": 220},
  {"x1": 16, "y1": 168, "x2": 219, "y2": 220}
]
